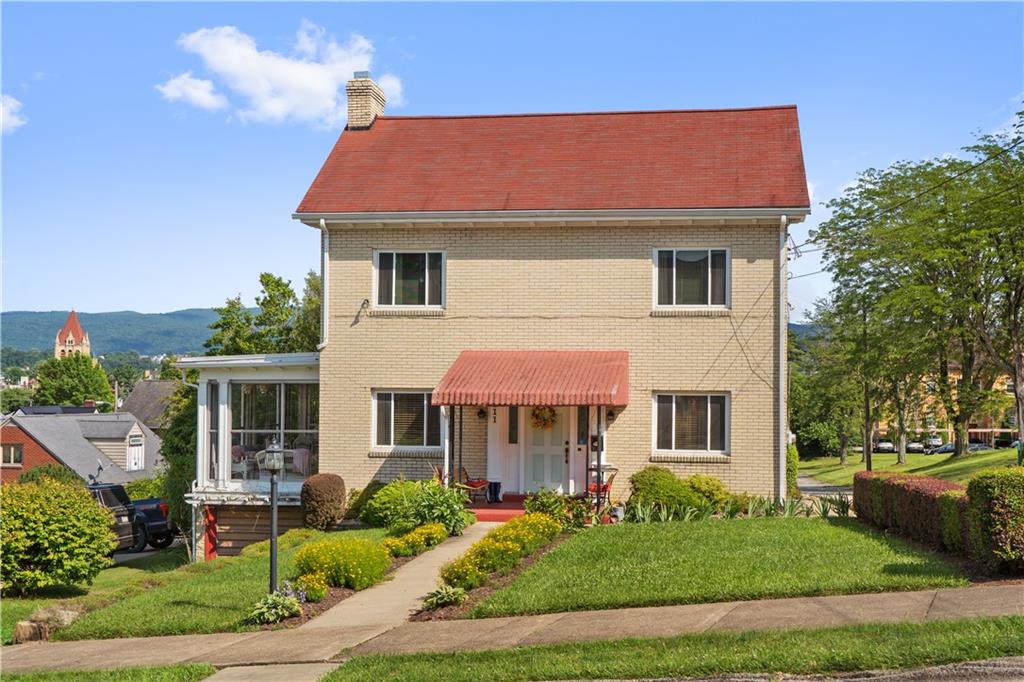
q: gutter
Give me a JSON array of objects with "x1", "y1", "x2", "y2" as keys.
[
  {"x1": 293, "y1": 207, "x2": 811, "y2": 225},
  {"x1": 779, "y1": 215, "x2": 789, "y2": 499},
  {"x1": 317, "y1": 218, "x2": 329, "y2": 351}
]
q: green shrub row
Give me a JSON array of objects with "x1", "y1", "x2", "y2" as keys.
[
  {"x1": 854, "y1": 468, "x2": 1024, "y2": 573},
  {"x1": 361, "y1": 479, "x2": 471, "y2": 535},
  {"x1": 439, "y1": 513, "x2": 562, "y2": 591},
  {"x1": 381, "y1": 522, "x2": 449, "y2": 557},
  {"x1": 293, "y1": 536, "x2": 391, "y2": 590}
]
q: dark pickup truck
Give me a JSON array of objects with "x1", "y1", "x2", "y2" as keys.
[
  {"x1": 131, "y1": 497, "x2": 177, "y2": 550},
  {"x1": 88, "y1": 483, "x2": 177, "y2": 552}
]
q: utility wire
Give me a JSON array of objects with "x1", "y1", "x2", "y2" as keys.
[{"x1": 791, "y1": 137, "x2": 1023, "y2": 250}]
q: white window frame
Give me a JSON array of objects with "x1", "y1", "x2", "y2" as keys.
[
  {"x1": 2, "y1": 444, "x2": 23, "y2": 467},
  {"x1": 372, "y1": 250, "x2": 446, "y2": 309},
  {"x1": 651, "y1": 392, "x2": 731, "y2": 455},
  {"x1": 371, "y1": 389, "x2": 443, "y2": 450},
  {"x1": 126, "y1": 434, "x2": 145, "y2": 472},
  {"x1": 651, "y1": 247, "x2": 731, "y2": 309}
]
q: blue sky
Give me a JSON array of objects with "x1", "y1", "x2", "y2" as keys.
[{"x1": 3, "y1": 2, "x2": 1021, "y2": 320}]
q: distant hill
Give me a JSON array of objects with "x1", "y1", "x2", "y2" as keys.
[
  {"x1": 1, "y1": 309, "x2": 221, "y2": 355},
  {"x1": 788, "y1": 322, "x2": 818, "y2": 338}
]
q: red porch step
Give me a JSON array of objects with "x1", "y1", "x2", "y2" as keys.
[{"x1": 469, "y1": 494, "x2": 527, "y2": 522}]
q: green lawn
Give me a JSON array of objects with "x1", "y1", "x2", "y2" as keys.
[
  {"x1": 4, "y1": 664, "x2": 216, "y2": 682},
  {"x1": 2, "y1": 547, "x2": 188, "y2": 644},
  {"x1": 799, "y1": 448, "x2": 1018, "y2": 487},
  {"x1": 54, "y1": 527, "x2": 386, "y2": 640},
  {"x1": 471, "y1": 518, "x2": 967, "y2": 618},
  {"x1": 324, "y1": 616, "x2": 1024, "y2": 682}
]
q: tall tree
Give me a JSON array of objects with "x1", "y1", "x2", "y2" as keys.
[
  {"x1": 34, "y1": 354, "x2": 115, "y2": 409},
  {"x1": 204, "y1": 296, "x2": 260, "y2": 356},
  {"x1": 1, "y1": 387, "x2": 34, "y2": 413},
  {"x1": 253, "y1": 273, "x2": 298, "y2": 352},
  {"x1": 288, "y1": 270, "x2": 322, "y2": 353}
]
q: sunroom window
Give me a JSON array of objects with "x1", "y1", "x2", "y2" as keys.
[
  {"x1": 654, "y1": 393, "x2": 729, "y2": 453},
  {"x1": 655, "y1": 249, "x2": 728, "y2": 306},
  {"x1": 228, "y1": 382, "x2": 319, "y2": 482},
  {"x1": 374, "y1": 391, "x2": 442, "y2": 447},
  {"x1": 376, "y1": 251, "x2": 444, "y2": 307}
]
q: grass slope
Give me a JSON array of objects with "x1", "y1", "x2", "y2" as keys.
[
  {"x1": 324, "y1": 616, "x2": 1024, "y2": 682},
  {"x1": 800, "y1": 448, "x2": 1018, "y2": 487},
  {"x1": 55, "y1": 528, "x2": 386, "y2": 640},
  {"x1": 472, "y1": 518, "x2": 966, "y2": 618},
  {"x1": 2, "y1": 547, "x2": 188, "y2": 644},
  {"x1": 5, "y1": 664, "x2": 216, "y2": 682}
]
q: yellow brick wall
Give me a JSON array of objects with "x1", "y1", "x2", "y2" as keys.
[{"x1": 319, "y1": 223, "x2": 783, "y2": 496}]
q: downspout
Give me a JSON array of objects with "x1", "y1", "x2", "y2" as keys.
[
  {"x1": 316, "y1": 218, "x2": 329, "y2": 351},
  {"x1": 778, "y1": 215, "x2": 789, "y2": 499}
]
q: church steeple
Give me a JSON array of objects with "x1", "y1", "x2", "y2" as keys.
[{"x1": 54, "y1": 310, "x2": 91, "y2": 358}]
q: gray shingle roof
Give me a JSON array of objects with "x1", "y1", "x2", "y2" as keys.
[
  {"x1": 120, "y1": 380, "x2": 178, "y2": 430},
  {"x1": 10, "y1": 413, "x2": 163, "y2": 483}
]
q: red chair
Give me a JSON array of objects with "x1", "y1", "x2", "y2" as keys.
[
  {"x1": 587, "y1": 470, "x2": 616, "y2": 506},
  {"x1": 459, "y1": 466, "x2": 489, "y2": 501}
]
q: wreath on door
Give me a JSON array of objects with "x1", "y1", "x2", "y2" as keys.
[{"x1": 530, "y1": 407, "x2": 557, "y2": 430}]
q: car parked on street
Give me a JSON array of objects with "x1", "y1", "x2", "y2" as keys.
[
  {"x1": 925, "y1": 435, "x2": 943, "y2": 450},
  {"x1": 906, "y1": 441, "x2": 925, "y2": 453},
  {"x1": 928, "y1": 442, "x2": 955, "y2": 455},
  {"x1": 874, "y1": 439, "x2": 895, "y2": 453}
]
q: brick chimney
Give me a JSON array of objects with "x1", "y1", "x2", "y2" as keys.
[{"x1": 346, "y1": 71, "x2": 386, "y2": 130}]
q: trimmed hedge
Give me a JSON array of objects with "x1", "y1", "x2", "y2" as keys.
[
  {"x1": 967, "y1": 469, "x2": 1024, "y2": 572},
  {"x1": 854, "y1": 469, "x2": 1024, "y2": 574},
  {"x1": 786, "y1": 444, "x2": 800, "y2": 498},
  {"x1": 628, "y1": 466, "x2": 706, "y2": 511}
]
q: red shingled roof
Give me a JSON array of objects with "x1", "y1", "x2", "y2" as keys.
[
  {"x1": 297, "y1": 107, "x2": 809, "y2": 214},
  {"x1": 57, "y1": 310, "x2": 87, "y2": 344},
  {"x1": 432, "y1": 351, "x2": 630, "y2": 407}
]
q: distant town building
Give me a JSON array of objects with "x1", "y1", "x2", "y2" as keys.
[{"x1": 54, "y1": 310, "x2": 91, "y2": 359}]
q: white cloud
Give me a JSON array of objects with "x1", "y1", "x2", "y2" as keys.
[
  {"x1": 163, "y1": 22, "x2": 403, "y2": 127},
  {"x1": 2, "y1": 94, "x2": 27, "y2": 134},
  {"x1": 377, "y1": 73, "x2": 405, "y2": 107},
  {"x1": 155, "y1": 72, "x2": 228, "y2": 110}
]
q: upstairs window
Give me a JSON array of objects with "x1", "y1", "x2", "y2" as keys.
[
  {"x1": 655, "y1": 249, "x2": 728, "y2": 307},
  {"x1": 2, "y1": 444, "x2": 23, "y2": 467},
  {"x1": 375, "y1": 251, "x2": 444, "y2": 307},
  {"x1": 374, "y1": 391, "x2": 442, "y2": 448}
]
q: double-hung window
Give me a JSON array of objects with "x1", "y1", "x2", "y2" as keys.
[
  {"x1": 2, "y1": 444, "x2": 23, "y2": 467},
  {"x1": 654, "y1": 248, "x2": 728, "y2": 307},
  {"x1": 375, "y1": 251, "x2": 444, "y2": 307},
  {"x1": 374, "y1": 391, "x2": 442, "y2": 447},
  {"x1": 653, "y1": 393, "x2": 729, "y2": 453}
]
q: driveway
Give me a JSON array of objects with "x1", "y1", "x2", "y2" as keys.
[{"x1": 113, "y1": 538, "x2": 182, "y2": 565}]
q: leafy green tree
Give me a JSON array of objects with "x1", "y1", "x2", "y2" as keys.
[
  {"x1": 33, "y1": 354, "x2": 114, "y2": 410},
  {"x1": 253, "y1": 273, "x2": 299, "y2": 352},
  {"x1": 1, "y1": 386, "x2": 34, "y2": 413},
  {"x1": 204, "y1": 296, "x2": 260, "y2": 356},
  {"x1": 17, "y1": 463, "x2": 83, "y2": 486},
  {"x1": 157, "y1": 355, "x2": 181, "y2": 380},
  {"x1": 160, "y1": 384, "x2": 197, "y2": 532},
  {"x1": 108, "y1": 364, "x2": 143, "y2": 397},
  {"x1": 288, "y1": 270, "x2": 322, "y2": 353}
]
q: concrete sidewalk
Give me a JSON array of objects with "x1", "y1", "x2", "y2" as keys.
[
  {"x1": 2, "y1": 580, "x2": 1021, "y2": 674},
  {"x1": 797, "y1": 473, "x2": 852, "y2": 497}
]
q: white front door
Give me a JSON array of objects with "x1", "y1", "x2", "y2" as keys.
[{"x1": 527, "y1": 407, "x2": 568, "y2": 492}]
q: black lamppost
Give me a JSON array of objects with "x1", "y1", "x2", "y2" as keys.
[{"x1": 263, "y1": 438, "x2": 285, "y2": 594}]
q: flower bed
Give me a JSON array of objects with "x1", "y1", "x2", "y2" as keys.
[
  {"x1": 438, "y1": 513, "x2": 562, "y2": 590},
  {"x1": 853, "y1": 469, "x2": 1024, "y2": 573}
]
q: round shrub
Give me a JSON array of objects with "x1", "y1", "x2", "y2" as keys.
[
  {"x1": 301, "y1": 474, "x2": 347, "y2": 530},
  {"x1": 360, "y1": 480, "x2": 421, "y2": 529},
  {"x1": 293, "y1": 536, "x2": 391, "y2": 590},
  {"x1": 628, "y1": 466, "x2": 703, "y2": 510},
  {"x1": 0, "y1": 481, "x2": 116, "y2": 595},
  {"x1": 683, "y1": 474, "x2": 733, "y2": 510}
]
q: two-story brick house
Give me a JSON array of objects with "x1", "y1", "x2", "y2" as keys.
[{"x1": 181, "y1": 72, "x2": 809, "y2": 559}]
